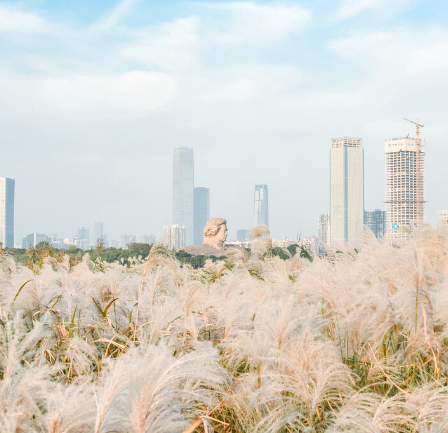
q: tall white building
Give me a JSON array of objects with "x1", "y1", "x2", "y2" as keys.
[
  {"x1": 163, "y1": 225, "x2": 185, "y2": 250},
  {"x1": 330, "y1": 137, "x2": 364, "y2": 249},
  {"x1": 254, "y1": 184, "x2": 269, "y2": 227},
  {"x1": 173, "y1": 147, "x2": 194, "y2": 246},
  {"x1": 0, "y1": 178, "x2": 15, "y2": 248},
  {"x1": 437, "y1": 210, "x2": 448, "y2": 229},
  {"x1": 385, "y1": 137, "x2": 426, "y2": 246}
]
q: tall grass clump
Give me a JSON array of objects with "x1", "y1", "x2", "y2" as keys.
[{"x1": 0, "y1": 224, "x2": 448, "y2": 432}]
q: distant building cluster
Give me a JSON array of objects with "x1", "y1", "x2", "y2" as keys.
[
  {"x1": 6, "y1": 120, "x2": 446, "y2": 253},
  {"x1": 170, "y1": 147, "x2": 271, "y2": 250},
  {"x1": 163, "y1": 224, "x2": 185, "y2": 250},
  {"x1": 319, "y1": 124, "x2": 432, "y2": 250}
]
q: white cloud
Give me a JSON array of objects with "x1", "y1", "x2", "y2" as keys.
[
  {"x1": 121, "y1": 17, "x2": 199, "y2": 70},
  {"x1": 38, "y1": 71, "x2": 177, "y2": 112},
  {"x1": 91, "y1": 0, "x2": 139, "y2": 31},
  {"x1": 0, "y1": 5, "x2": 49, "y2": 32},
  {"x1": 329, "y1": 28, "x2": 448, "y2": 78},
  {"x1": 200, "y1": 1, "x2": 311, "y2": 44},
  {"x1": 335, "y1": 0, "x2": 384, "y2": 20},
  {"x1": 199, "y1": 78, "x2": 258, "y2": 103}
]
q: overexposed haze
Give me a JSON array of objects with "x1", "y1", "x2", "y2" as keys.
[{"x1": 1, "y1": 0, "x2": 447, "y2": 242}]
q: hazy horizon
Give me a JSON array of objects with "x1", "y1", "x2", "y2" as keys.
[{"x1": 1, "y1": 0, "x2": 447, "y2": 243}]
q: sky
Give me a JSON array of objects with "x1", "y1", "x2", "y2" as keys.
[{"x1": 1, "y1": 0, "x2": 448, "y2": 243}]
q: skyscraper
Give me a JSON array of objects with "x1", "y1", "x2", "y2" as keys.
[
  {"x1": 385, "y1": 137, "x2": 426, "y2": 245},
  {"x1": 254, "y1": 184, "x2": 269, "y2": 227},
  {"x1": 0, "y1": 178, "x2": 15, "y2": 248},
  {"x1": 173, "y1": 147, "x2": 194, "y2": 246},
  {"x1": 330, "y1": 137, "x2": 364, "y2": 249},
  {"x1": 94, "y1": 222, "x2": 104, "y2": 243},
  {"x1": 194, "y1": 187, "x2": 210, "y2": 245},
  {"x1": 364, "y1": 209, "x2": 386, "y2": 239}
]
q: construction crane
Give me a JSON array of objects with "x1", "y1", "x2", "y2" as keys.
[{"x1": 404, "y1": 117, "x2": 424, "y2": 226}]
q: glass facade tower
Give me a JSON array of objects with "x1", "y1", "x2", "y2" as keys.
[
  {"x1": 254, "y1": 184, "x2": 269, "y2": 227},
  {"x1": 330, "y1": 137, "x2": 364, "y2": 249},
  {"x1": 0, "y1": 178, "x2": 15, "y2": 248},
  {"x1": 173, "y1": 147, "x2": 194, "y2": 246},
  {"x1": 194, "y1": 187, "x2": 210, "y2": 245},
  {"x1": 364, "y1": 209, "x2": 386, "y2": 239}
]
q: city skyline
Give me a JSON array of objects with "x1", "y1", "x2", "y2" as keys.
[{"x1": 1, "y1": 1, "x2": 447, "y2": 242}]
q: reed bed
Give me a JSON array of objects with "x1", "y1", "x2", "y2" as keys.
[{"x1": 0, "y1": 224, "x2": 448, "y2": 432}]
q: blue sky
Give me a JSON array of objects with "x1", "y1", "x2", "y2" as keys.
[{"x1": 1, "y1": 0, "x2": 447, "y2": 242}]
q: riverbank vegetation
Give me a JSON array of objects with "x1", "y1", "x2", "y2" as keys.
[{"x1": 0, "y1": 224, "x2": 448, "y2": 432}]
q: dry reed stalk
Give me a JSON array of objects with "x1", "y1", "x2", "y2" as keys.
[{"x1": 182, "y1": 418, "x2": 203, "y2": 433}]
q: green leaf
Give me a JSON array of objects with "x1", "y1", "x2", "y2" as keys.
[{"x1": 13, "y1": 279, "x2": 33, "y2": 305}]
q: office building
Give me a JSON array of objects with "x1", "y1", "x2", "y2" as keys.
[
  {"x1": 385, "y1": 136, "x2": 426, "y2": 245},
  {"x1": 163, "y1": 224, "x2": 185, "y2": 250},
  {"x1": 438, "y1": 210, "x2": 448, "y2": 229},
  {"x1": 330, "y1": 137, "x2": 364, "y2": 249},
  {"x1": 173, "y1": 147, "x2": 194, "y2": 246},
  {"x1": 318, "y1": 213, "x2": 331, "y2": 253},
  {"x1": 194, "y1": 187, "x2": 210, "y2": 245},
  {"x1": 364, "y1": 209, "x2": 386, "y2": 239},
  {"x1": 121, "y1": 235, "x2": 136, "y2": 250},
  {"x1": 22, "y1": 233, "x2": 49, "y2": 249},
  {"x1": 237, "y1": 229, "x2": 250, "y2": 242},
  {"x1": 0, "y1": 178, "x2": 15, "y2": 248},
  {"x1": 254, "y1": 184, "x2": 269, "y2": 227},
  {"x1": 94, "y1": 222, "x2": 104, "y2": 243}
]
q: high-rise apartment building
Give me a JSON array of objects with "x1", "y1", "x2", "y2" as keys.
[
  {"x1": 437, "y1": 210, "x2": 448, "y2": 229},
  {"x1": 0, "y1": 178, "x2": 15, "y2": 248},
  {"x1": 173, "y1": 147, "x2": 194, "y2": 246},
  {"x1": 254, "y1": 184, "x2": 269, "y2": 227},
  {"x1": 237, "y1": 229, "x2": 250, "y2": 242},
  {"x1": 385, "y1": 137, "x2": 426, "y2": 245},
  {"x1": 94, "y1": 222, "x2": 104, "y2": 244},
  {"x1": 318, "y1": 213, "x2": 331, "y2": 253},
  {"x1": 163, "y1": 225, "x2": 185, "y2": 250},
  {"x1": 330, "y1": 137, "x2": 364, "y2": 249},
  {"x1": 194, "y1": 187, "x2": 210, "y2": 245}
]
